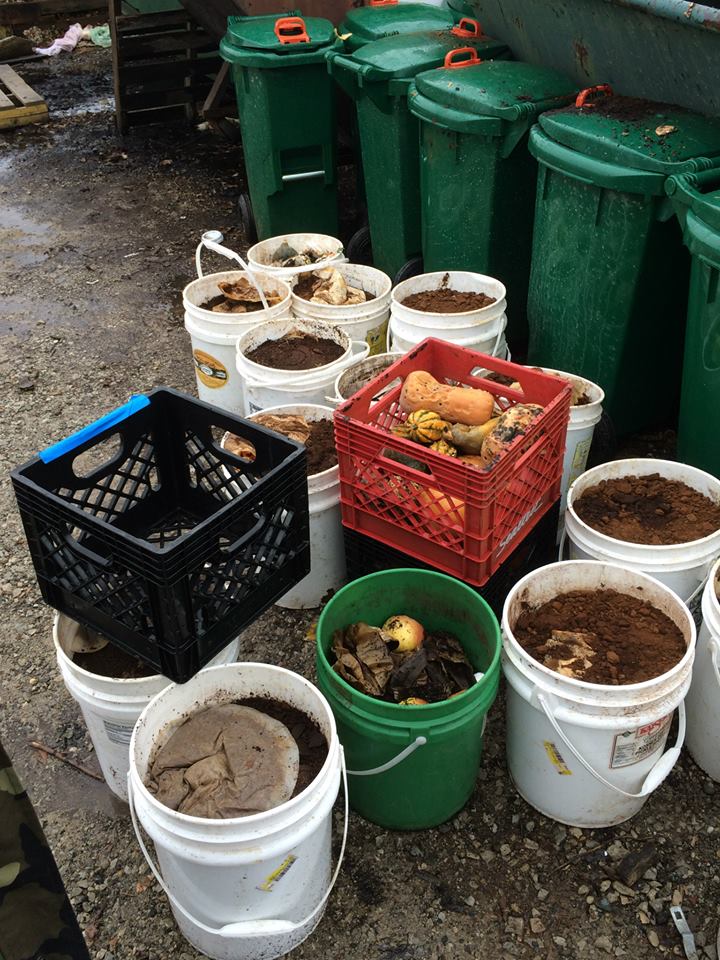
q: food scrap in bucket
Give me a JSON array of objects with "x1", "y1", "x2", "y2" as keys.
[
  {"x1": 513, "y1": 589, "x2": 686, "y2": 684},
  {"x1": 331, "y1": 617, "x2": 476, "y2": 703},
  {"x1": 270, "y1": 242, "x2": 339, "y2": 269},
  {"x1": 226, "y1": 413, "x2": 338, "y2": 474},
  {"x1": 293, "y1": 267, "x2": 370, "y2": 305},
  {"x1": 200, "y1": 276, "x2": 284, "y2": 314}
]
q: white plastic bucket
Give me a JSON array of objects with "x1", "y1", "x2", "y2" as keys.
[
  {"x1": 685, "y1": 557, "x2": 720, "y2": 781},
  {"x1": 53, "y1": 615, "x2": 239, "y2": 801},
  {"x1": 291, "y1": 263, "x2": 392, "y2": 357},
  {"x1": 183, "y1": 270, "x2": 292, "y2": 415},
  {"x1": 223, "y1": 405, "x2": 345, "y2": 608},
  {"x1": 387, "y1": 319, "x2": 509, "y2": 359},
  {"x1": 236, "y1": 317, "x2": 370, "y2": 415},
  {"x1": 502, "y1": 560, "x2": 696, "y2": 827},
  {"x1": 326, "y1": 352, "x2": 401, "y2": 407},
  {"x1": 128, "y1": 662, "x2": 346, "y2": 960},
  {"x1": 564, "y1": 458, "x2": 720, "y2": 607},
  {"x1": 247, "y1": 233, "x2": 345, "y2": 282}
]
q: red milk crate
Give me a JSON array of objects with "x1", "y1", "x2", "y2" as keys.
[{"x1": 334, "y1": 339, "x2": 571, "y2": 586}]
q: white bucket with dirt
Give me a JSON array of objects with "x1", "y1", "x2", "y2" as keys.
[
  {"x1": 291, "y1": 263, "x2": 392, "y2": 357},
  {"x1": 326, "y1": 352, "x2": 401, "y2": 406},
  {"x1": 685, "y1": 557, "x2": 720, "y2": 781},
  {"x1": 236, "y1": 317, "x2": 370, "y2": 415},
  {"x1": 564, "y1": 459, "x2": 720, "y2": 607},
  {"x1": 502, "y1": 560, "x2": 695, "y2": 827},
  {"x1": 53, "y1": 615, "x2": 239, "y2": 801},
  {"x1": 223, "y1": 405, "x2": 345, "y2": 608},
  {"x1": 389, "y1": 271, "x2": 509, "y2": 356},
  {"x1": 247, "y1": 233, "x2": 345, "y2": 283},
  {"x1": 128, "y1": 662, "x2": 346, "y2": 960},
  {"x1": 183, "y1": 270, "x2": 292, "y2": 415}
]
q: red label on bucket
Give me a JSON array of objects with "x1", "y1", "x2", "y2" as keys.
[{"x1": 610, "y1": 715, "x2": 672, "y2": 769}]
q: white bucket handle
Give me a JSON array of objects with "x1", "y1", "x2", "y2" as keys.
[
  {"x1": 347, "y1": 735, "x2": 426, "y2": 776},
  {"x1": 710, "y1": 635, "x2": 720, "y2": 689},
  {"x1": 195, "y1": 231, "x2": 269, "y2": 311},
  {"x1": 127, "y1": 745, "x2": 349, "y2": 939},
  {"x1": 558, "y1": 526, "x2": 567, "y2": 561},
  {"x1": 536, "y1": 692, "x2": 685, "y2": 799},
  {"x1": 490, "y1": 314, "x2": 508, "y2": 358}
]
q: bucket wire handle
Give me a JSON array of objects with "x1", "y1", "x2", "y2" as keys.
[
  {"x1": 557, "y1": 526, "x2": 567, "y2": 561},
  {"x1": 194, "y1": 231, "x2": 269, "y2": 311},
  {"x1": 128, "y1": 745, "x2": 349, "y2": 939},
  {"x1": 491, "y1": 314, "x2": 508, "y2": 359},
  {"x1": 711, "y1": 636, "x2": 720, "y2": 689},
  {"x1": 347, "y1": 736, "x2": 426, "y2": 776},
  {"x1": 536, "y1": 692, "x2": 685, "y2": 799}
]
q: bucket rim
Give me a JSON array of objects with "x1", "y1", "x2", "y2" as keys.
[
  {"x1": 182, "y1": 269, "x2": 292, "y2": 317},
  {"x1": 703, "y1": 556, "x2": 720, "y2": 623},
  {"x1": 236, "y1": 317, "x2": 353, "y2": 378},
  {"x1": 536, "y1": 367, "x2": 605, "y2": 410},
  {"x1": 390, "y1": 270, "x2": 507, "y2": 320},
  {"x1": 246, "y1": 232, "x2": 344, "y2": 267},
  {"x1": 315, "y1": 567, "x2": 502, "y2": 713},
  {"x1": 502, "y1": 559, "x2": 696, "y2": 695},
  {"x1": 129, "y1": 662, "x2": 339, "y2": 828},
  {"x1": 566, "y1": 458, "x2": 720, "y2": 552}
]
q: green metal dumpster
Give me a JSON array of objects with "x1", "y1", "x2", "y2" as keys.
[
  {"x1": 338, "y1": 1, "x2": 455, "y2": 52},
  {"x1": 327, "y1": 24, "x2": 509, "y2": 280},
  {"x1": 408, "y1": 58, "x2": 577, "y2": 352},
  {"x1": 667, "y1": 168, "x2": 720, "y2": 479},
  {"x1": 526, "y1": 88, "x2": 720, "y2": 435},
  {"x1": 220, "y1": 15, "x2": 340, "y2": 240}
]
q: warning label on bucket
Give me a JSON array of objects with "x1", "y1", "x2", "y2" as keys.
[
  {"x1": 610, "y1": 715, "x2": 672, "y2": 769},
  {"x1": 103, "y1": 719, "x2": 134, "y2": 746},
  {"x1": 193, "y1": 349, "x2": 228, "y2": 389}
]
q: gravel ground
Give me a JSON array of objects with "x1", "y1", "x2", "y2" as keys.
[{"x1": 1, "y1": 45, "x2": 719, "y2": 960}]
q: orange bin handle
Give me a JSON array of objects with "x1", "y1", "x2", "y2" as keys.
[
  {"x1": 369, "y1": 0, "x2": 399, "y2": 6},
  {"x1": 274, "y1": 16, "x2": 310, "y2": 43},
  {"x1": 444, "y1": 47, "x2": 481, "y2": 69},
  {"x1": 575, "y1": 84, "x2": 614, "y2": 107},
  {"x1": 451, "y1": 17, "x2": 483, "y2": 38}
]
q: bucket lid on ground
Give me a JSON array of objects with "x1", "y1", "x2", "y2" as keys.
[
  {"x1": 338, "y1": 3, "x2": 454, "y2": 50},
  {"x1": 411, "y1": 60, "x2": 577, "y2": 147},
  {"x1": 221, "y1": 14, "x2": 338, "y2": 66},
  {"x1": 537, "y1": 89, "x2": 720, "y2": 177}
]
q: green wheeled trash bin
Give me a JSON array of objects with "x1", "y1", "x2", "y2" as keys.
[
  {"x1": 220, "y1": 15, "x2": 340, "y2": 240},
  {"x1": 327, "y1": 23, "x2": 509, "y2": 281},
  {"x1": 338, "y1": 0, "x2": 455, "y2": 53},
  {"x1": 526, "y1": 87, "x2": 720, "y2": 435},
  {"x1": 408, "y1": 58, "x2": 577, "y2": 352},
  {"x1": 667, "y1": 167, "x2": 720, "y2": 479}
]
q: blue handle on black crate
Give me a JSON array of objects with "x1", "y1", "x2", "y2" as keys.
[{"x1": 39, "y1": 395, "x2": 150, "y2": 464}]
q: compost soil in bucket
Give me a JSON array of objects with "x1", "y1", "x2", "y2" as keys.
[
  {"x1": 230, "y1": 414, "x2": 337, "y2": 473},
  {"x1": 245, "y1": 334, "x2": 344, "y2": 371},
  {"x1": 400, "y1": 274, "x2": 496, "y2": 314},
  {"x1": 514, "y1": 589, "x2": 686, "y2": 684},
  {"x1": 574, "y1": 474, "x2": 720, "y2": 544},
  {"x1": 146, "y1": 698, "x2": 328, "y2": 818},
  {"x1": 74, "y1": 642, "x2": 155, "y2": 679}
]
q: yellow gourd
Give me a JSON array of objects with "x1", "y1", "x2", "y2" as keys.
[
  {"x1": 391, "y1": 409, "x2": 450, "y2": 445},
  {"x1": 429, "y1": 438, "x2": 457, "y2": 457}
]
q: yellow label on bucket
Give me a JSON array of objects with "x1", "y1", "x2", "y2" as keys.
[
  {"x1": 258, "y1": 854, "x2": 297, "y2": 892},
  {"x1": 544, "y1": 741, "x2": 572, "y2": 775},
  {"x1": 193, "y1": 348, "x2": 228, "y2": 389}
]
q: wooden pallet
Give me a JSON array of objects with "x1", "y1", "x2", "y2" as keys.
[
  {"x1": 110, "y1": 0, "x2": 225, "y2": 133},
  {"x1": 0, "y1": 65, "x2": 48, "y2": 130}
]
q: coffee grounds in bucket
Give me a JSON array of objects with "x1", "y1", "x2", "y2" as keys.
[
  {"x1": 74, "y1": 642, "x2": 155, "y2": 679},
  {"x1": 513, "y1": 589, "x2": 686, "y2": 684},
  {"x1": 245, "y1": 334, "x2": 344, "y2": 370},
  {"x1": 305, "y1": 419, "x2": 337, "y2": 474},
  {"x1": 401, "y1": 288, "x2": 496, "y2": 313},
  {"x1": 573, "y1": 474, "x2": 720, "y2": 545}
]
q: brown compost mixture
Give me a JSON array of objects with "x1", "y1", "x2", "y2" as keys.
[{"x1": 245, "y1": 334, "x2": 344, "y2": 370}]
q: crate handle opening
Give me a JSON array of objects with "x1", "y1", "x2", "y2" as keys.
[
  {"x1": 39, "y1": 395, "x2": 150, "y2": 465},
  {"x1": 219, "y1": 513, "x2": 267, "y2": 558}
]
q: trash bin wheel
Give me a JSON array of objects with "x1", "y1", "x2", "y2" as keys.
[
  {"x1": 238, "y1": 192, "x2": 257, "y2": 245},
  {"x1": 393, "y1": 257, "x2": 424, "y2": 285},
  {"x1": 587, "y1": 411, "x2": 617, "y2": 469},
  {"x1": 346, "y1": 225, "x2": 373, "y2": 266}
]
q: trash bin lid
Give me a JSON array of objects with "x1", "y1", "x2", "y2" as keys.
[
  {"x1": 414, "y1": 59, "x2": 576, "y2": 122},
  {"x1": 340, "y1": 2, "x2": 454, "y2": 48},
  {"x1": 224, "y1": 14, "x2": 336, "y2": 54},
  {"x1": 347, "y1": 27, "x2": 508, "y2": 83},
  {"x1": 539, "y1": 89, "x2": 720, "y2": 174}
]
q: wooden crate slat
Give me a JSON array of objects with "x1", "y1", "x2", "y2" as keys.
[
  {"x1": 0, "y1": 65, "x2": 45, "y2": 105},
  {"x1": 0, "y1": 65, "x2": 48, "y2": 129},
  {"x1": 0, "y1": 88, "x2": 14, "y2": 109}
]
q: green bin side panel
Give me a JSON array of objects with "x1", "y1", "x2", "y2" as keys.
[
  {"x1": 357, "y1": 95, "x2": 421, "y2": 278},
  {"x1": 420, "y1": 126, "x2": 538, "y2": 350},
  {"x1": 527, "y1": 163, "x2": 689, "y2": 435},
  {"x1": 678, "y1": 217, "x2": 720, "y2": 478},
  {"x1": 231, "y1": 63, "x2": 338, "y2": 239}
]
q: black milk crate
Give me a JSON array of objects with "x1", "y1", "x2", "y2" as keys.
[
  {"x1": 343, "y1": 501, "x2": 560, "y2": 619},
  {"x1": 12, "y1": 389, "x2": 310, "y2": 682}
]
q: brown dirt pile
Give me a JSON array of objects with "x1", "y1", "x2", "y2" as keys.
[
  {"x1": 574, "y1": 474, "x2": 720, "y2": 545},
  {"x1": 513, "y1": 589, "x2": 686, "y2": 684},
  {"x1": 245, "y1": 334, "x2": 344, "y2": 370},
  {"x1": 75, "y1": 643, "x2": 155, "y2": 679},
  {"x1": 306, "y1": 419, "x2": 337, "y2": 474},
  {"x1": 401, "y1": 288, "x2": 496, "y2": 314}
]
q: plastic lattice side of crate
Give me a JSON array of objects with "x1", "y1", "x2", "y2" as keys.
[
  {"x1": 334, "y1": 338, "x2": 571, "y2": 586},
  {"x1": 12, "y1": 389, "x2": 310, "y2": 682},
  {"x1": 343, "y1": 502, "x2": 560, "y2": 619}
]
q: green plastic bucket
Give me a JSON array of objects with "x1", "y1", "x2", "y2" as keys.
[{"x1": 316, "y1": 568, "x2": 501, "y2": 829}]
